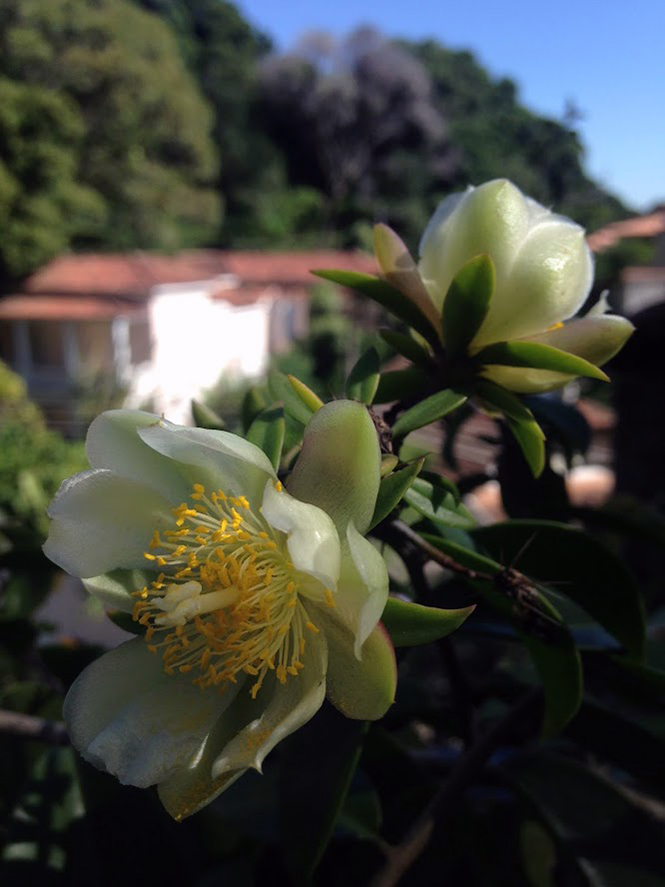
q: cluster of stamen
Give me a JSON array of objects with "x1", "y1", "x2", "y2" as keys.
[{"x1": 132, "y1": 482, "x2": 333, "y2": 698}]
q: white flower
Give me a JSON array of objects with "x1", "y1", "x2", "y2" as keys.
[
  {"x1": 376, "y1": 179, "x2": 633, "y2": 393},
  {"x1": 44, "y1": 402, "x2": 395, "y2": 820}
]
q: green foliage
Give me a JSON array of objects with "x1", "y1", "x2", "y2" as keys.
[
  {"x1": 0, "y1": 361, "x2": 85, "y2": 537},
  {"x1": 0, "y1": 0, "x2": 221, "y2": 273}
]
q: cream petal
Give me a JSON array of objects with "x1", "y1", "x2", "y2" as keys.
[
  {"x1": 261, "y1": 480, "x2": 340, "y2": 591},
  {"x1": 473, "y1": 220, "x2": 592, "y2": 348},
  {"x1": 63, "y1": 638, "x2": 235, "y2": 788},
  {"x1": 373, "y1": 223, "x2": 442, "y2": 336},
  {"x1": 86, "y1": 410, "x2": 189, "y2": 502},
  {"x1": 138, "y1": 422, "x2": 276, "y2": 509},
  {"x1": 43, "y1": 469, "x2": 174, "y2": 578},
  {"x1": 82, "y1": 568, "x2": 154, "y2": 613},
  {"x1": 286, "y1": 400, "x2": 381, "y2": 537},
  {"x1": 341, "y1": 524, "x2": 390, "y2": 657},
  {"x1": 210, "y1": 632, "x2": 328, "y2": 779},
  {"x1": 324, "y1": 618, "x2": 396, "y2": 721},
  {"x1": 481, "y1": 313, "x2": 634, "y2": 393},
  {"x1": 419, "y1": 180, "x2": 531, "y2": 312}
]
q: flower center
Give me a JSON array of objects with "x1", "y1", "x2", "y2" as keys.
[{"x1": 132, "y1": 482, "x2": 332, "y2": 698}]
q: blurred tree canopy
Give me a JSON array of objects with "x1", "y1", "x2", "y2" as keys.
[
  {"x1": 0, "y1": 0, "x2": 221, "y2": 279},
  {"x1": 0, "y1": 0, "x2": 635, "y2": 279}
]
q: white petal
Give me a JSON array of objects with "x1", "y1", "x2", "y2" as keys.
[
  {"x1": 210, "y1": 632, "x2": 327, "y2": 779},
  {"x1": 482, "y1": 312, "x2": 634, "y2": 393},
  {"x1": 474, "y1": 219, "x2": 592, "y2": 348},
  {"x1": 83, "y1": 568, "x2": 153, "y2": 613},
  {"x1": 261, "y1": 480, "x2": 340, "y2": 591},
  {"x1": 344, "y1": 523, "x2": 390, "y2": 657},
  {"x1": 86, "y1": 410, "x2": 189, "y2": 502},
  {"x1": 138, "y1": 422, "x2": 275, "y2": 509},
  {"x1": 44, "y1": 469, "x2": 174, "y2": 578},
  {"x1": 63, "y1": 638, "x2": 235, "y2": 788},
  {"x1": 419, "y1": 180, "x2": 531, "y2": 312},
  {"x1": 324, "y1": 619, "x2": 396, "y2": 720}
]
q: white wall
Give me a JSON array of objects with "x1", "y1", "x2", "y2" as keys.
[{"x1": 125, "y1": 280, "x2": 273, "y2": 425}]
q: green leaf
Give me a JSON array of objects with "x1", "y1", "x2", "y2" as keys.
[
  {"x1": 473, "y1": 341, "x2": 609, "y2": 382},
  {"x1": 442, "y1": 253, "x2": 495, "y2": 358},
  {"x1": 379, "y1": 329, "x2": 433, "y2": 368},
  {"x1": 404, "y1": 475, "x2": 476, "y2": 530},
  {"x1": 374, "y1": 367, "x2": 429, "y2": 404},
  {"x1": 246, "y1": 406, "x2": 285, "y2": 470},
  {"x1": 346, "y1": 347, "x2": 381, "y2": 404},
  {"x1": 369, "y1": 457, "x2": 425, "y2": 530},
  {"x1": 382, "y1": 597, "x2": 475, "y2": 646},
  {"x1": 287, "y1": 375, "x2": 324, "y2": 413},
  {"x1": 393, "y1": 389, "x2": 468, "y2": 438},
  {"x1": 279, "y1": 703, "x2": 367, "y2": 885},
  {"x1": 421, "y1": 532, "x2": 582, "y2": 736},
  {"x1": 241, "y1": 385, "x2": 269, "y2": 433},
  {"x1": 475, "y1": 379, "x2": 537, "y2": 422},
  {"x1": 313, "y1": 269, "x2": 441, "y2": 350},
  {"x1": 505, "y1": 414, "x2": 546, "y2": 477},
  {"x1": 473, "y1": 520, "x2": 646, "y2": 659},
  {"x1": 191, "y1": 399, "x2": 225, "y2": 430},
  {"x1": 267, "y1": 371, "x2": 315, "y2": 425}
]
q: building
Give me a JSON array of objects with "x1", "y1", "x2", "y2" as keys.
[{"x1": 0, "y1": 250, "x2": 376, "y2": 431}]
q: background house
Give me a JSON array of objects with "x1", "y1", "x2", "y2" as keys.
[{"x1": 0, "y1": 250, "x2": 376, "y2": 432}]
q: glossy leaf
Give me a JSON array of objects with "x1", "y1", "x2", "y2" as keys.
[
  {"x1": 505, "y1": 414, "x2": 546, "y2": 478},
  {"x1": 379, "y1": 329, "x2": 433, "y2": 368},
  {"x1": 374, "y1": 367, "x2": 429, "y2": 404},
  {"x1": 287, "y1": 375, "x2": 324, "y2": 413},
  {"x1": 191, "y1": 399, "x2": 225, "y2": 430},
  {"x1": 369, "y1": 457, "x2": 425, "y2": 530},
  {"x1": 346, "y1": 347, "x2": 381, "y2": 404},
  {"x1": 241, "y1": 385, "x2": 269, "y2": 433},
  {"x1": 381, "y1": 596, "x2": 475, "y2": 647},
  {"x1": 393, "y1": 389, "x2": 468, "y2": 438},
  {"x1": 442, "y1": 253, "x2": 495, "y2": 357},
  {"x1": 246, "y1": 405, "x2": 286, "y2": 470},
  {"x1": 473, "y1": 520, "x2": 646, "y2": 659},
  {"x1": 404, "y1": 476, "x2": 475, "y2": 530},
  {"x1": 268, "y1": 371, "x2": 315, "y2": 425},
  {"x1": 313, "y1": 269, "x2": 441, "y2": 349},
  {"x1": 474, "y1": 341, "x2": 609, "y2": 382},
  {"x1": 475, "y1": 379, "x2": 538, "y2": 422}
]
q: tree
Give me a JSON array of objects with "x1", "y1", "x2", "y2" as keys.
[{"x1": 0, "y1": 0, "x2": 221, "y2": 266}]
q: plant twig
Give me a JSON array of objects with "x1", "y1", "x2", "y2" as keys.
[
  {"x1": 0, "y1": 709, "x2": 70, "y2": 745},
  {"x1": 370, "y1": 688, "x2": 541, "y2": 887}
]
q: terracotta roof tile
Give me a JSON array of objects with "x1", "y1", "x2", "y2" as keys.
[
  {"x1": 0, "y1": 295, "x2": 145, "y2": 321},
  {"x1": 587, "y1": 210, "x2": 665, "y2": 252}
]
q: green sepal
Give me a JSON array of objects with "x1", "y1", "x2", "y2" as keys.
[
  {"x1": 346, "y1": 347, "x2": 380, "y2": 405},
  {"x1": 190, "y1": 399, "x2": 225, "y2": 430},
  {"x1": 287, "y1": 374, "x2": 324, "y2": 413},
  {"x1": 374, "y1": 367, "x2": 429, "y2": 404},
  {"x1": 381, "y1": 597, "x2": 475, "y2": 647},
  {"x1": 442, "y1": 253, "x2": 494, "y2": 358},
  {"x1": 268, "y1": 371, "x2": 315, "y2": 425},
  {"x1": 369, "y1": 457, "x2": 425, "y2": 530},
  {"x1": 474, "y1": 341, "x2": 609, "y2": 382},
  {"x1": 403, "y1": 475, "x2": 475, "y2": 530},
  {"x1": 107, "y1": 610, "x2": 143, "y2": 635},
  {"x1": 379, "y1": 329, "x2": 433, "y2": 368},
  {"x1": 505, "y1": 414, "x2": 546, "y2": 478},
  {"x1": 313, "y1": 269, "x2": 441, "y2": 350},
  {"x1": 392, "y1": 389, "x2": 468, "y2": 438},
  {"x1": 246, "y1": 405, "x2": 285, "y2": 471},
  {"x1": 241, "y1": 385, "x2": 269, "y2": 433}
]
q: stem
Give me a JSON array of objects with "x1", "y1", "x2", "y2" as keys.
[{"x1": 0, "y1": 709, "x2": 70, "y2": 745}]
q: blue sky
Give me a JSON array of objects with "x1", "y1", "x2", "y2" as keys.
[{"x1": 238, "y1": 0, "x2": 664, "y2": 214}]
